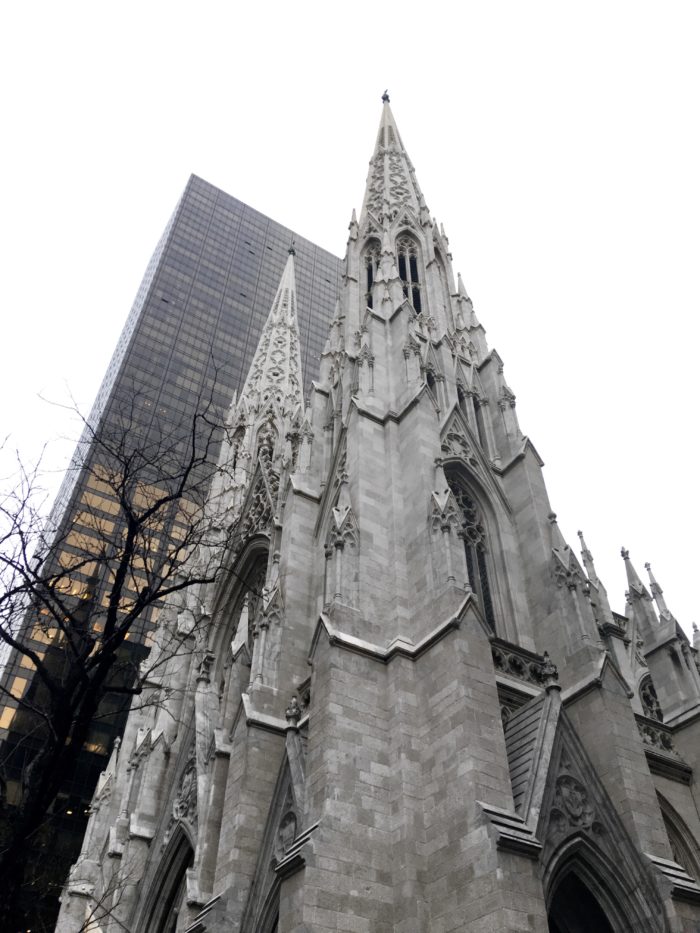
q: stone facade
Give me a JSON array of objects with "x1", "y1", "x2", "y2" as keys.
[{"x1": 57, "y1": 99, "x2": 700, "y2": 932}]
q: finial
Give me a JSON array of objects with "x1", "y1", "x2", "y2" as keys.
[
  {"x1": 285, "y1": 695, "x2": 302, "y2": 726},
  {"x1": 548, "y1": 512, "x2": 558, "y2": 525},
  {"x1": 541, "y1": 651, "x2": 560, "y2": 690},
  {"x1": 288, "y1": 239, "x2": 296, "y2": 256},
  {"x1": 382, "y1": 89, "x2": 390, "y2": 103},
  {"x1": 621, "y1": 547, "x2": 629, "y2": 560}
]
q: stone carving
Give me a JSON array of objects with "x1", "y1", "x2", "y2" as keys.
[
  {"x1": 240, "y1": 472, "x2": 274, "y2": 540},
  {"x1": 549, "y1": 774, "x2": 598, "y2": 836},
  {"x1": 637, "y1": 717, "x2": 675, "y2": 754},
  {"x1": 172, "y1": 747, "x2": 197, "y2": 834},
  {"x1": 277, "y1": 811, "x2": 297, "y2": 854},
  {"x1": 491, "y1": 641, "x2": 555, "y2": 687},
  {"x1": 552, "y1": 545, "x2": 584, "y2": 591},
  {"x1": 429, "y1": 490, "x2": 460, "y2": 534},
  {"x1": 285, "y1": 695, "x2": 303, "y2": 726},
  {"x1": 639, "y1": 676, "x2": 663, "y2": 722}
]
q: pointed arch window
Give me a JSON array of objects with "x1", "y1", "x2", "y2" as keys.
[
  {"x1": 397, "y1": 235, "x2": 422, "y2": 313},
  {"x1": 363, "y1": 240, "x2": 380, "y2": 310},
  {"x1": 447, "y1": 475, "x2": 496, "y2": 631}
]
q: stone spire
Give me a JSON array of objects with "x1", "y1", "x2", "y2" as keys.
[
  {"x1": 645, "y1": 562, "x2": 674, "y2": 622},
  {"x1": 621, "y1": 547, "x2": 650, "y2": 600},
  {"x1": 216, "y1": 249, "x2": 306, "y2": 513},
  {"x1": 360, "y1": 94, "x2": 428, "y2": 225},
  {"x1": 578, "y1": 530, "x2": 614, "y2": 626},
  {"x1": 236, "y1": 247, "x2": 303, "y2": 419}
]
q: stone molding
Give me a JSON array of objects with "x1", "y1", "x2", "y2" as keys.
[{"x1": 308, "y1": 594, "x2": 486, "y2": 666}]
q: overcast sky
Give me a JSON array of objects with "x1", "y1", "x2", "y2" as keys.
[{"x1": 1, "y1": 1, "x2": 698, "y2": 638}]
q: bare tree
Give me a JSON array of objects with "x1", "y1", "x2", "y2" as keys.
[{"x1": 0, "y1": 395, "x2": 241, "y2": 931}]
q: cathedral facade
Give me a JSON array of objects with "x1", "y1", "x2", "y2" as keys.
[{"x1": 57, "y1": 100, "x2": 700, "y2": 932}]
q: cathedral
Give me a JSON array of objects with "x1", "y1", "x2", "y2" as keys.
[{"x1": 57, "y1": 99, "x2": 700, "y2": 932}]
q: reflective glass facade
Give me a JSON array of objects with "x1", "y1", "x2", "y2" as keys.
[{"x1": 0, "y1": 176, "x2": 341, "y2": 927}]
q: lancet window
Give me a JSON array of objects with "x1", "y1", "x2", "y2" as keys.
[
  {"x1": 447, "y1": 475, "x2": 496, "y2": 630},
  {"x1": 397, "y1": 235, "x2": 422, "y2": 313},
  {"x1": 363, "y1": 240, "x2": 380, "y2": 310}
]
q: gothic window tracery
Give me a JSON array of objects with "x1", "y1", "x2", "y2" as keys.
[
  {"x1": 363, "y1": 240, "x2": 380, "y2": 310},
  {"x1": 397, "y1": 235, "x2": 422, "y2": 313},
  {"x1": 447, "y1": 473, "x2": 496, "y2": 631}
]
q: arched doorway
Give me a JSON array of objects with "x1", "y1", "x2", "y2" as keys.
[{"x1": 548, "y1": 872, "x2": 615, "y2": 933}]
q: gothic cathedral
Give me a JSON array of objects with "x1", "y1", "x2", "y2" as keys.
[{"x1": 57, "y1": 100, "x2": 700, "y2": 932}]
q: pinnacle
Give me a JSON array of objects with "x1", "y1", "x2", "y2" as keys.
[
  {"x1": 645, "y1": 562, "x2": 673, "y2": 619},
  {"x1": 621, "y1": 547, "x2": 650, "y2": 598},
  {"x1": 360, "y1": 98, "x2": 427, "y2": 226},
  {"x1": 236, "y1": 250, "x2": 304, "y2": 420}
]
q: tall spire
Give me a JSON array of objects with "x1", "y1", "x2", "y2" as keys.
[
  {"x1": 360, "y1": 94, "x2": 427, "y2": 226},
  {"x1": 236, "y1": 248, "x2": 303, "y2": 418}
]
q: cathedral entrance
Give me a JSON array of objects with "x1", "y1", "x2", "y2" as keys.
[{"x1": 547, "y1": 872, "x2": 615, "y2": 933}]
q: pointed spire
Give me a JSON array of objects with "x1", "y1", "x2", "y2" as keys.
[
  {"x1": 578, "y1": 530, "x2": 614, "y2": 625},
  {"x1": 621, "y1": 547, "x2": 651, "y2": 601},
  {"x1": 360, "y1": 96, "x2": 427, "y2": 225},
  {"x1": 620, "y1": 547, "x2": 646, "y2": 596},
  {"x1": 457, "y1": 272, "x2": 470, "y2": 301},
  {"x1": 577, "y1": 530, "x2": 600, "y2": 586},
  {"x1": 645, "y1": 562, "x2": 674, "y2": 620},
  {"x1": 236, "y1": 250, "x2": 304, "y2": 419}
]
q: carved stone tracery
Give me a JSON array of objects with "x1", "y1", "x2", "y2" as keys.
[{"x1": 547, "y1": 750, "x2": 605, "y2": 842}]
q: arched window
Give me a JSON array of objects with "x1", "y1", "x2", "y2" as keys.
[
  {"x1": 363, "y1": 241, "x2": 380, "y2": 310},
  {"x1": 657, "y1": 793, "x2": 700, "y2": 882},
  {"x1": 446, "y1": 473, "x2": 496, "y2": 631},
  {"x1": 144, "y1": 832, "x2": 194, "y2": 933},
  {"x1": 396, "y1": 235, "x2": 422, "y2": 313}
]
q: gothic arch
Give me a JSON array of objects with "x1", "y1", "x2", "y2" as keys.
[
  {"x1": 257, "y1": 880, "x2": 281, "y2": 933},
  {"x1": 657, "y1": 791, "x2": 700, "y2": 882},
  {"x1": 210, "y1": 538, "x2": 270, "y2": 680},
  {"x1": 140, "y1": 825, "x2": 194, "y2": 933},
  {"x1": 443, "y1": 463, "x2": 513, "y2": 635},
  {"x1": 544, "y1": 835, "x2": 657, "y2": 933},
  {"x1": 395, "y1": 232, "x2": 424, "y2": 313}
]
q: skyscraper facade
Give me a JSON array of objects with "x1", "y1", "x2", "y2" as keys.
[
  {"x1": 56, "y1": 101, "x2": 700, "y2": 932},
  {"x1": 0, "y1": 177, "x2": 341, "y2": 929}
]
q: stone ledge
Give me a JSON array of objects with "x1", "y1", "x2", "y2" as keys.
[
  {"x1": 647, "y1": 852, "x2": 700, "y2": 904},
  {"x1": 478, "y1": 801, "x2": 543, "y2": 859},
  {"x1": 308, "y1": 594, "x2": 481, "y2": 666}
]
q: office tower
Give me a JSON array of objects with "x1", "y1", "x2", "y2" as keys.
[
  {"x1": 0, "y1": 177, "x2": 341, "y2": 930},
  {"x1": 57, "y1": 100, "x2": 700, "y2": 932}
]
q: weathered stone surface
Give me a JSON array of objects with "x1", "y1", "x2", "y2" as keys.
[{"x1": 56, "y1": 99, "x2": 700, "y2": 933}]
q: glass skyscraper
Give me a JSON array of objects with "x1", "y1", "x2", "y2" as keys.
[{"x1": 0, "y1": 175, "x2": 341, "y2": 927}]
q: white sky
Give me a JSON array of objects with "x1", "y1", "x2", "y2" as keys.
[{"x1": 1, "y1": 1, "x2": 698, "y2": 638}]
